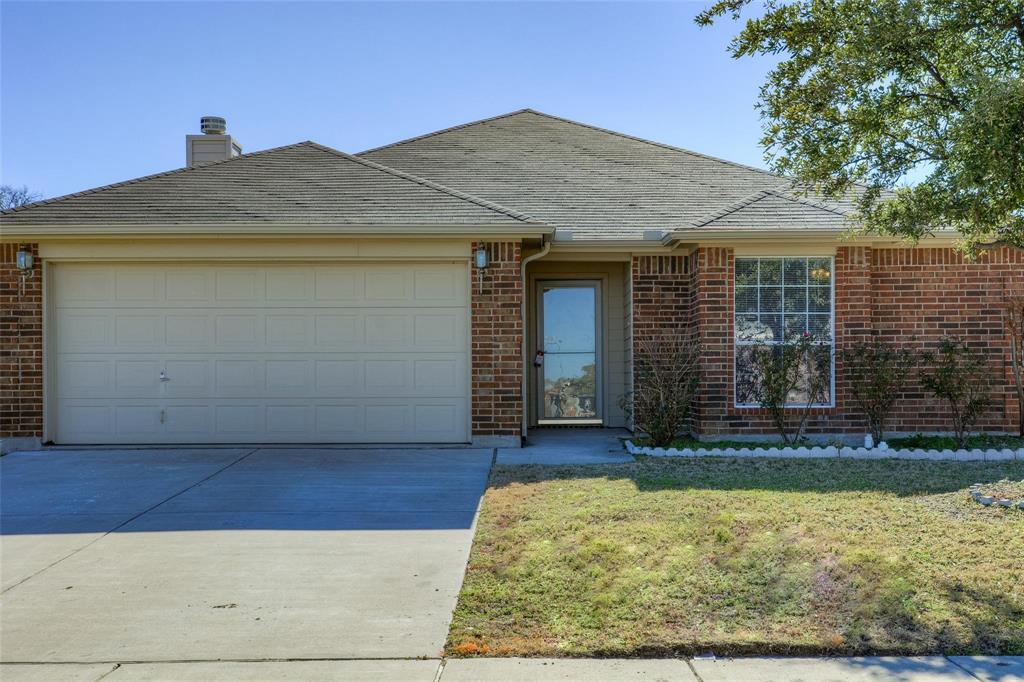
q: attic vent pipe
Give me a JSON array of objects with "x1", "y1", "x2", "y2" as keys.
[{"x1": 200, "y1": 116, "x2": 227, "y2": 135}]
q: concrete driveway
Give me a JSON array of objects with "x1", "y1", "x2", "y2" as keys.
[{"x1": 0, "y1": 446, "x2": 492, "y2": 664}]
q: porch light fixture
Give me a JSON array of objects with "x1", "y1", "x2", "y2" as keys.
[
  {"x1": 15, "y1": 247, "x2": 33, "y2": 272},
  {"x1": 474, "y1": 248, "x2": 489, "y2": 269}
]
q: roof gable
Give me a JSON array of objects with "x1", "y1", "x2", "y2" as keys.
[
  {"x1": 690, "y1": 188, "x2": 853, "y2": 230},
  {"x1": 1, "y1": 141, "x2": 541, "y2": 228}
]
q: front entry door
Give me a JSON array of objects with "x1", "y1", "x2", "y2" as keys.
[{"x1": 537, "y1": 281, "x2": 601, "y2": 424}]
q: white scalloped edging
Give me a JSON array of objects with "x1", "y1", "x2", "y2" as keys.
[{"x1": 624, "y1": 441, "x2": 1024, "y2": 462}]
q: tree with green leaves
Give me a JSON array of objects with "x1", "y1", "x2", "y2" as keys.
[{"x1": 697, "y1": 0, "x2": 1024, "y2": 253}]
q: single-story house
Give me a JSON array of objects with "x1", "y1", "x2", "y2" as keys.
[{"x1": 1, "y1": 109, "x2": 1021, "y2": 451}]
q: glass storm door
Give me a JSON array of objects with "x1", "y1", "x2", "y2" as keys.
[{"x1": 538, "y1": 281, "x2": 601, "y2": 423}]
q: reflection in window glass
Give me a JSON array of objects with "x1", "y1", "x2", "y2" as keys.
[{"x1": 734, "y1": 257, "x2": 834, "y2": 406}]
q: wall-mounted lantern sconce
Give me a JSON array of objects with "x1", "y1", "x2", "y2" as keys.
[
  {"x1": 474, "y1": 248, "x2": 489, "y2": 269},
  {"x1": 16, "y1": 248, "x2": 34, "y2": 272}
]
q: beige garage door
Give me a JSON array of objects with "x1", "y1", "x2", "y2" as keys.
[{"x1": 52, "y1": 262, "x2": 469, "y2": 444}]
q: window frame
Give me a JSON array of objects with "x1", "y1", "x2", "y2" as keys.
[{"x1": 733, "y1": 256, "x2": 836, "y2": 409}]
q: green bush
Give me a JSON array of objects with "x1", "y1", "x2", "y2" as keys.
[{"x1": 920, "y1": 338, "x2": 993, "y2": 449}]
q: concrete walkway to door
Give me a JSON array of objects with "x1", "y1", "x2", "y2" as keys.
[{"x1": 0, "y1": 446, "x2": 492, "y2": 664}]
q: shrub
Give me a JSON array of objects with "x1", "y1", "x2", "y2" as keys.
[
  {"x1": 919, "y1": 338, "x2": 993, "y2": 449},
  {"x1": 749, "y1": 333, "x2": 832, "y2": 444},
  {"x1": 1003, "y1": 293, "x2": 1024, "y2": 437},
  {"x1": 840, "y1": 341, "x2": 916, "y2": 444},
  {"x1": 623, "y1": 334, "x2": 700, "y2": 447}
]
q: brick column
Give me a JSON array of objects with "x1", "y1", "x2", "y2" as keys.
[
  {"x1": 630, "y1": 254, "x2": 693, "y2": 427},
  {"x1": 833, "y1": 246, "x2": 872, "y2": 433},
  {"x1": 691, "y1": 247, "x2": 734, "y2": 434},
  {"x1": 471, "y1": 241, "x2": 523, "y2": 446},
  {"x1": 1, "y1": 243, "x2": 43, "y2": 451}
]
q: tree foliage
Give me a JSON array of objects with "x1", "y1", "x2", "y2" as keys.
[{"x1": 697, "y1": 0, "x2": 1024, "y2": 253}]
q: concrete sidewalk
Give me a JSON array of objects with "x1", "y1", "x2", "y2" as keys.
[
  {"x1": 497, "y1": 427, "x2": 635, "y2": 465},
  {"x1": 2, "y1": 656, "x2": 1021, "y2": 681}
]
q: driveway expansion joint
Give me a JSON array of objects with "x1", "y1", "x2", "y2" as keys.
[{"x1": 945, "y1": 656, "x2": 985, "y2": 681}]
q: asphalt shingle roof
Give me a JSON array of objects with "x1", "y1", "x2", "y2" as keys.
[
  {"x1": 690, "y1": 189, "x2": 853, "y2": 231},
  {"x1": 361, "y1": 109, "x2": 843, "y2": 240},
  {"x1": 0, "y1": 141, "x2": 543, "y2": 228}
]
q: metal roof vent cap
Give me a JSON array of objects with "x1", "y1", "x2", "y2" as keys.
[{"x1": 200, "y1": 116, "x2": 227, "y2": 135}]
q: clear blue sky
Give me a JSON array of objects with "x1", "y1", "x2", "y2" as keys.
[{"x1": 2, "y1": 1, "x2": 775, "y2": 201}]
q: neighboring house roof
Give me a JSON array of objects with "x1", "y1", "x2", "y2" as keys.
[
  {"x1": 688, "y1": 188, "x2": 853, "y2": 231},
  {"x1": 360, "y1": 109, "x2": 844, "y2": 241},
  {"x1": 0, "y1": 141, "x2": 545, "y2": 230}
]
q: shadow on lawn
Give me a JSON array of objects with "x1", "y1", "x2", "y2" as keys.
[{"x1": 488, "y1": 457, "x2": 1024, "y2": 497}]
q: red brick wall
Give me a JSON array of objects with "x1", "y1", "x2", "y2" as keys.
[
  {"x1": 682, "y1": 244, "x2": 1024, "y2": 436},
  {"x1": 631, "y1": 255, "x2": 691, "y2": 342},
  {"x1": 871, "y1": 246, "x2": 1024, "y2": 433},
  {"x1": 471, "y1": 241, "x2": 523, "y2": 441},
  {"x1": 1, "y1": 243, "x2": 43, "y2": 439},
  {"x1": 630, "y1": 255, "x2": 692, "y2": 419},
  {"x1": 690, "y1": 248, "x2": 736, "y2": 430}
]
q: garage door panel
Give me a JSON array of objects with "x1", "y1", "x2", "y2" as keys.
[
  {"x1": 56, "y1": 263, "x2": 467, "y2": 309},
  {"x1": 54, "y1": 263, "x2": 470, "y2": 444},
  {"x1": 58, "y1": 308, "x2": 465, "y2": 354},
  {"x1": 58, "y1": 353, "x2": 467, "y2": 399},
  {"x1": 57, "y1": 398, "x2": 469, "y2": 444}
]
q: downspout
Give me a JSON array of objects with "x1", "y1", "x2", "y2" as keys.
[{"x1": 520, "y1": 237, "x2": 551, "y2": 442}]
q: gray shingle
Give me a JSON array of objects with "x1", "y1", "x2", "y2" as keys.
[
  {"x1": 690, "y1": 189, "x2": 853, "y2": 230},
  {"x1": 361, "y1": 109, "x2": 822, "y2": 240},
  {"x1": 1, "y1": 141, "x2": 543, "y2": 228}
]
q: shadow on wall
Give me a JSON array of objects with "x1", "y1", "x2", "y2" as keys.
[{"x1": 0, "y1": 447, "x2": 492, "y2": 534}]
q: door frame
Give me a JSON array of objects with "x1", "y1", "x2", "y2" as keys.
[{"x1": 534, "y1": 279, "x2": 603, "y2": 425}]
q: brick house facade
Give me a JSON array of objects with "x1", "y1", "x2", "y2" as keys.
[
  {"x1": 0, "y1": 243, "x2": 43, "y2": 444},
  {"x1": 471, "y1": 241, "x2": 524, "y2": 444},
  {"x1": 630, "y1": 244, "x2": 1024, "y2": 437},
  {"x1": 3, "y1": 111, "x2": 1021, "y2": 448}
]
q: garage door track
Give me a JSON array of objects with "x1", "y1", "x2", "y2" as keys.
[{"x1": 0, "y1": 447, "x2": 492, "y2": 663}]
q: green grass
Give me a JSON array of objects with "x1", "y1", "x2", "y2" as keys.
[
  {"x1": 631, "y1": 433, "x2": 1024, "y2": 451},
  {"x1": 887, "y1": 434, "x2": 1024, "y2": 450},
  {"x1": 448, "y1": 458, "x2": 1024, "y2": 657}
]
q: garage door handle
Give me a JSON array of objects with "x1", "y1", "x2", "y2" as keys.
[{"x1": 159, "y1": 371, "x2": 170, "y2": 382}]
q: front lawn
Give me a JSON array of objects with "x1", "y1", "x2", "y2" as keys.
[
  {"x1": 448, "y1": 458, "x2": 1024, "y2": 657},
  {"x1": 634, "y1": 434, "x2": 1024, "y2": 451}
]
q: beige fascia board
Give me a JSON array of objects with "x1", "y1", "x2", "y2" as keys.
[
  {"x1": 664, "y1": 228, "x2": 964, "y2": 247},
  {"x1": 549, "y1": 239, "x2": 680, "y2": 253},
  {"x1": 0, "y1": 223, "x2": 555, "y2": 241}
]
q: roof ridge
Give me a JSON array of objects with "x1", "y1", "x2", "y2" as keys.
[
  {"x1": 356, "y1": 109, "x2": 536, "y2": 155},
  {"x1": 302, "y1": 141, "x2": 543, "y2": 224},
  {"x1": 690, "y1": 183, "x2": 853, "y2": 228},
  {"x1": 0, "y1": 141, "x2": 316, "y2": 216},
  {"x1": 690, "y1": 185, "x2": 784, "y2": 227},
  {"x1": 763, "y1": 187, "x2": 851, "y2": 217}
]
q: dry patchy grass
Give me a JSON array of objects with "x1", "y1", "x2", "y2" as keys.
[{"x1": 448, "y1": 458, "x2": 1024, "y2": 657}]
